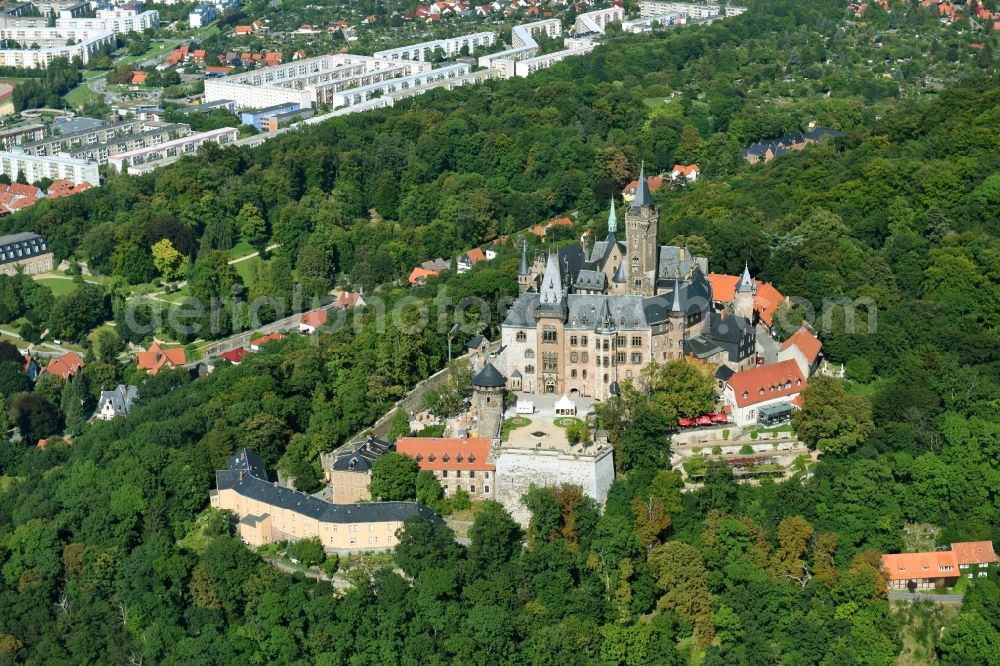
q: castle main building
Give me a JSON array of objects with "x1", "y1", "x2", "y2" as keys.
[{"x1": 498, "y1": 165, "x2": 752, "y2": 400}]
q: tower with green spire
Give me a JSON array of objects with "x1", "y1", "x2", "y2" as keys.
[{"x1": 607, "y1": 198, "x2": 617, "y2": 234}]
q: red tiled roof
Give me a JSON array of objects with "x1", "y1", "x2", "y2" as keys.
[
  {"x1": 707, "y1": 273, "x2": 787, "y2": 327},
  {"x1": 205, "y1": 66, "x2": 233, "y2": 74},
  {"x1": 218, "y1": 348, "x2": 250, "y2": 364},
  {"x1": 727, "y1": 360, "x2": 806, "y2": 408},
  {"x1": 672, "y1": 163, "x2": 699, "y2": 176},
  {"x1": 881, "y1": 550, "x2": 959, "y2": 582},
  {"x1": 8, "y1": 183, "x2": 39, "y2": 197},
  {"x1": 252, "y1": 331, "x2": 284, "y2": 347},
  {"x1": 44, "y1": 351, "x2": 84, "y2": 380},
  {"x1": 396, "y1": 437, "x2": 495, "y2": 471},
  {"x1": 951, "y1": 541, "x2": 998, "y2": 566},
  {"x1": 622, "y1": 175, "x2": 666, "y2": 195},
  {"x1": 136, "y1": 341, "x2": 186, "y2": 375},
  {"x1": 779, "y1": 327, "x2": 822, "y2": 364},
  {"x1": 462, "y1": 247, "x2": 486, "y2": 265},
  {"x1": 336, "y1": 291, "x2": 362, "y2": 308},
  {"x1": 131, "y1": 72, "x2": 147, "y2": 85},
  {"x1": 9, "y1": 197, "x2": 36, "y2": 210},
  {"x1": 300, "y1": 309, "x2": 328, "y2": 328}
]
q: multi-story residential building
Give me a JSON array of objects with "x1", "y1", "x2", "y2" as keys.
[
  {"x1": 211, "y1": 449, "x2": 438, "y2": 551},
  {"x1": 396, "y1": 436, "x2": 497, "y2": 499},
  {"x1": 107, "y1": 126, "x2": 239, "y2": 173},
  {"x1": 0, "y1": 232, "x2": 53, "y2": 275},
  {"x1": 0, "y1": 26, "x2": 114, "y2": 68},
  {"x1": 20, "y1": 120, "x2": 192, "y2": 165},
  {"x1": 0, "y1": 123, "x2": 45, "y2": 150},
  {"x1": 0, "y1": 151, "x2": 99, "y2": 186},
  {"x1": 373, "y1": 32, "x2": 497, "y2": 61}
]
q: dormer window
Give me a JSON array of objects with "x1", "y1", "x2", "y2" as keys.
[
  {"x1": 428, "y1": 454, "x2": 436, "y2": 462},
  {"x1": 785, "y1": 380, "x2": 792, "y2": 389},
  {"x1": 456, "y1": 454, "x2": 463, "y2": 462},
  {"x1": 467, "y1": 454, "x2": 475, "y2": 463},
  {"x1": 759, "y1": 388, "x2": 764, "y2": 395},
  {"x1": 415, "y1": 453, "x2": 423, "y2": 462},
  {"x1": 442, "y1": 454, "x2": 450, "y2": 462},
  {"x1": 742, "y1": 391, "x2": 749, "y2": 399}
]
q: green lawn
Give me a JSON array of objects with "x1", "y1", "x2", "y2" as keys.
[
  {"x1": 500, "y1": 416, "x2": 531, "y2": 442},
  {"x1": 233, "y1": 255, "x2": 262, "y2": 284},
  {"x1": 35, "y1": 277, "x2": 82, "y2": 296},
  {"x1": 64, "y1": 83, "x2": 102, "y2": 110},
  {"x1": 553, "y1": 416, "x2": 583, "y2": 428},
  {"x1": 845, "y1": 379, "x2": 881, "y2": 398}
]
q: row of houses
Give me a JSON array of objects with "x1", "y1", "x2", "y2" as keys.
[
  {"x1": 741, "y1": 127, "x2": 841, "y2": 165},
  {"x1": 408, "y1": 242, "x2": 499, "y2": 286},
  {"x1": 621, "y1": 163, "x2": 699, "y2": 202}
]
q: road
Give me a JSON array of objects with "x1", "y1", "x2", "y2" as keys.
[{"x1": 888, "y1": 591, "x2": 964, "y2": 604}]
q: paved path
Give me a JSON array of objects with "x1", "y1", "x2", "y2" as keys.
[
  {"x1": 262, "y1": 556, "x2": 351, "y2": 589},
  {"x1": 888, "y1": 591, "x2": 964, "y2": 604},
  {"x1": 228, "y1": 243, "x2": 281, "y2": 265}
]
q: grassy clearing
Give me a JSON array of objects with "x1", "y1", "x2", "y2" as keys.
[
  {"x1": 64, "y1": 83, "x2": 103, "y2": 110},
  {"x1": 233, "y1": 255, "x2": 263, "y2": 285},
  {"x1": 893, "y1": 600, "x2": 960, "y2": 666},
  {"x1": 844, "y1": 379, "x2": 881, "y2": 398},
  {"x1": 35, "y1": 277, "x2": 82, "y2": 296},
  {"x1": 553, "y1": 416, "x2": 583, "y2": 428},
  {"x1": 0, "y1": 475, "x2": 18, "y2": 493}
]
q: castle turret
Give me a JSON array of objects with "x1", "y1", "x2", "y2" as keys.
[
  {"x1": 624, "y1": 162, "x2": 659, "y2": 297},
  {"x1": 518, "y1": 240, "x2": 533, "y2": 294},
  {"x1": 471, "y1": 362, "x2": 506, "y2": 440},
  {"x1": 733, "y1": 262, "x2": 756, "y2": 321}
]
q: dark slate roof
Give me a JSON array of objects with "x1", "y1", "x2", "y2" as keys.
[
  {"x1": 657, "y1": 246, "x2": 706, "y2": 280},
  {"x1": 685, "y1": 336, "x2": 723, "y2": 358},
  {"x1": 0, "y1": 232, "x2": 48, "y2": 266},
  {"x1": 701, "y1": 311, "x2": 756, "y2": 363},
  {"x1": 471, "y1": 361, "x2": 506, "y2": 387},
  {"x1": 574, "y1": 269, "x2": 607, "y2": 291},
  {"x1": 467, "y1": 334, "x2": 486, "y2": 349},
  {"x1": 98, "y1": 384, "x2": 138, "y2": 417},
  {"x1": 218, "y1": 448, "x2": 438, "y2": 524},
  {"x1": 587, "y1": 233, "x2": 623, "y2": 269},
  {"x1": 714, "y1": 365, "x2": 735, "y2": 381},
  {"x1": 632, "y1": 162, "x2": 653, "y2": 209},
  {"x1": 330, "y1": 436, "x2": 393, "y2": 473}
]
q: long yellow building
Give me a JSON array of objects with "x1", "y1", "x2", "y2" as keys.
[{"x1": 211, "y1": 449, "x2": 438, "y2": 551}]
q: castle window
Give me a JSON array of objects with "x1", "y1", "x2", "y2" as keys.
[
  {"x1": 616, "y1": 352, "x2": 626, "y2": 364},
  {"x1": 632, "y1": 353, "x2": 642, "y2": 364},
  {"x1": 470, "y1": 486, "x2": 476, "y2": 494},
  {"x1": 603, "y1": 374, "x2": 609, "y2": 383},
  {"x1": 524, "y1": 349, "x2": 535, "y2": 359},
  {"x1": 571, "y1": 369, "x2": 577, "y2": 378},
  {"x1": 570, "y1": 352, "x2": 578, "y2": 363},
  {"x1": 525, "y1": 365, "x2": 535, "y2": 374},
  {"x1": 570, "y1": 336, "x2": 578, "y2": 346},
  {"x1": 632, "y1": 336, "x2": 642, "y2": 346},
  {"x1": 602, "y1": 340, "x2": 609, "y2": 351},
  {"x1": 543, "y1": 352, "x2": 558, "y2": 372},
  {"x1": 442, "y1": 470, "x2": 448, "y2": 477},
  {"x1": 543, "y1": 326, "x2": 557, "y2": 343},
  {"x1": 582, "y1": 352, "x2": 588, "y2": 363},
  {"x1": 582, "y1": 370, "x2": 588, "y2": 379},
  {"x1": 581, "y1": 336, "x2": 588, "y2": 346},
  {"x1": 617, "y1": 336, "x2": 626, "y2": 347},
  {"x1": 603, "y1": 357, "x2": 610, "y2": 368},
  {"x1": 485, "y1": 485, "x2": 490, "y2": 493},
  {"x1": 516, "y1": 331, "x2": 526, "y2": 342}
]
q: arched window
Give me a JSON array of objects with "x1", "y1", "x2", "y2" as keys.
[
  {"x1": 516, "y1": 331, "x2": 526, "y2": 342},
  {"x1": 742, "y1": 391, "x2": 749, "y2": 400},
  {"x1": 524, "y1": 349, "x2": 535, "y2": 359},
  {"x1": 525, "y1": 365, "x2": 535, "y2": 374}
]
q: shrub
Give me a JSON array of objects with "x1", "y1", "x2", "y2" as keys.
[
  {"x1": 722, "y1": 429, "x2": 729, "y2": 440},
  {"x1": 750, "y1": 430, "x2": 759, "y2": 440},
  {"x1": 287, "y1": 537, "x2": 325, "y2": 567},
  {"x1": 739, "y1": 444, "x2": 754, "y2": 455},
  {"x1": 323, "y1": 554, "x2": 340, "y2": 577},
  {"x1": 711, "y1": 445, "x2": 722, "y2": 455}
]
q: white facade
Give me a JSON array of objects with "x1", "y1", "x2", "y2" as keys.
[
  {"x1": 59, "y1": 9, "x2": 160, "y2": 34},
  {"x1": 495, "y1": 444, "x2": 615, "y2": 526},
  {"x1": 574, "y1": 6, "x2": 624, "y2": 35},
  {"x1": 373, "y1": 31, "x2": 497, "y2": 61},
  {"x1": 106, "y1": 127, "x2": 238, "y2": 172},
  {"x1": 479, "y1": 19, "x2": 562, "y2": 79},
  {"x1": 514, "y1": 46, "x2": 591, "y2": 78},
  {"x1": 0, "y1": 26, "x2": 114, "y2": 68},
  {"x1": 0, "y1": 151, "x2": 99, "y2": 185},
  {"x1": 721, "y1": 385, "x2": 801, "y2": 427}
]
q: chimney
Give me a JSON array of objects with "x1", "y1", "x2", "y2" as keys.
[{"x1": 679, "y1": 247, "x2": 686, "y2": 261}]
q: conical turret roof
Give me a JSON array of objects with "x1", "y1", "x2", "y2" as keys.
[
  {"x1": 632, "y1": 161, "x2": 653, "y2": 209},
  {"x1": 472, "y1": 362, "x2": 506, "y2": 388}
]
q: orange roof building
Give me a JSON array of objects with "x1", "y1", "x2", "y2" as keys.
[
  {"x1": 778, "y1": 326, "x2": 822, "y2": 377},
  {"x1": 299, "y1": 309, "x2": 328, "y2": 333},
  {"x1": 131, "y1": 71, "x2": 148, "y2": 85},
  {"x1": 622, "y1": 175, "x2": 666, "y2": 201},
  {"x1": 708, "y1": 272, "x2": 788, "y2": 328},
  {"x1": 408, "y1": 266, "x2": 439, "y2": 286},
  {"x1": 136, "y1": 341, "x2": 186, "y2": 376},
  {"x1": 881, "y1": 550, "x2": 959, "y2": 590},
  {"x1": 396, "y1": 437, "x2": 495, "y2": 500},
  {"x1": 951, "y1": 541, "x2": 998, "y2": 568},
  {"x1": 42, "y1": 351, "x2": 84, "y2": 380},
  {"x1": 723, "y1": 359, "x2": 806, "y2": 427}
]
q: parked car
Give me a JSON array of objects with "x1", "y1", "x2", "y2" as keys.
[{"x1": 695, "y1": 415, "x2": 713, "y2": 427}]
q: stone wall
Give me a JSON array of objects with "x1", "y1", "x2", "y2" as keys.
[{"x1": 495, "y1": 445, "x2": 615, "y2": 525}]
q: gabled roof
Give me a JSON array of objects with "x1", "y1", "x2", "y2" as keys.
[
  {"x1": 300, "y1": 309, "x2": 328, "y2": 328},
  {"x1": 408, "y1": 266, "x2": 439, "y2": 285},
  {"x1": 43, "y1": 351, "x2": 84, "y2": 380},
  {"x1": 218, "y1": 348, "x2": 250, "y2": 364},
  {"x1": 672, "y1": 163, "x2": 699, "y2": 176},
  {"x1": 136, "y1": 342, "x2": 186, "y2": 375},
  {"x1": 396, "y1": 437, "x2": 495, "y2": 470},
  {"x1": 780, "y1": 327, "x2": 822, "y2": 364},
  {"x1": 99, "y1": 384, "x2": 138, "y2": 417},
  {"x1": 460, "y1": 247, "x2": 486, "y2": 265},
  {"x1": 951, "y1": 541, "x2": 998, "y2": 566},
  {"x1": 881, "y1": 550, "x2": 959, "y2": 581},
  {"x1": 251, "y1": 331, "x2": 284, "y2": 347},
  {"x1": 727, "y1": 359, "x2": 806, "y2": 408}
]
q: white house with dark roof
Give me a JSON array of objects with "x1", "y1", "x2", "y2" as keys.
[{"x1": 96, "y1": 384, "x2": 138, "y2": 420}]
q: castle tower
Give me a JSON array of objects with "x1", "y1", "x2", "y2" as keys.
[
  {"x1": 607, "y1": 198, "x2": 618, "y2": 234},
  {"x1": 518, "y1": 240, "x2": 533, "y2": 294},
  {"x1": 472, "y1": 362, "x2": 507, "y2": 440},
  {"x1": 624, "y1": 162, "x2": 659, "y2": 297},
  {"x1": 733, "y1": 262, "x2": 756, "y2": 322}
]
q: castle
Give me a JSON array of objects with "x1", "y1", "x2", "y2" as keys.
[{"x1": 498, "y1": 164, "x2": 755, "y2": 400}]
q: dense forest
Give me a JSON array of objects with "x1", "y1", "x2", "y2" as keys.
[{"x1": 0, "y1": 0, "x2": 998, "y2": 662}]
